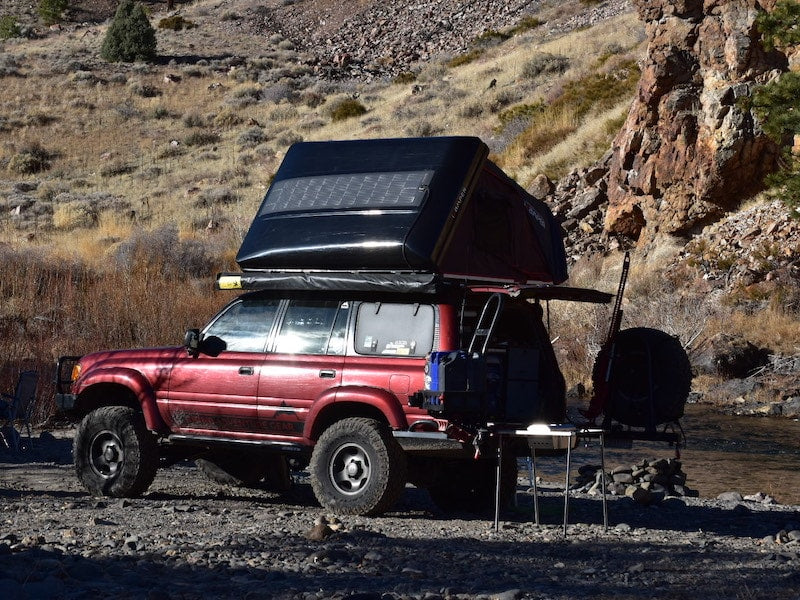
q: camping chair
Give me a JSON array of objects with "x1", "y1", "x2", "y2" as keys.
[{"x1": 0, "y1": 370, "x2": 38, "y2": 452}]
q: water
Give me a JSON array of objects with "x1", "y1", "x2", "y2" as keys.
[{"x1": 547, "y1": 404, "x2": 800, "y2": 505}]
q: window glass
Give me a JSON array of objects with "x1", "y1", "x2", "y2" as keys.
[
  {"x1": 204, "y1": 298, "x2": 280, "y2": 353},
  {"x1": 274, "y1": 300, "x2": 345, "y2": 355},
  {"x1": 354, "y1": 303, "x2": 434, "y2": 357}
]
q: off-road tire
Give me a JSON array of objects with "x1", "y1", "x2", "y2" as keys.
[
  {"x1": 427, "y1": 456, "x2": 517, "y2": 513},
  {"x1": 196, "y1": 452, "x2": 293, "y2": 491},
  {"x1": 309, "y1": 417, "x2": 407, "y2": 516},
  {"x1": 593, "y1": 327, "x2": 692, "y2": 428},
  {"x1": 74, "y1": 406, "x2": 158, "y2": 497}
]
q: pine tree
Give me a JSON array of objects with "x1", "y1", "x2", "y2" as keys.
[
  {"x1": 100, "y1": 0, "x2": 157, "y2": 63},
  {"x1": 752, "y1": 1, "x2": 800, "y2": 213},
  {"x1": 38, "y1": 0, "x2": 69, "y2": 26}
]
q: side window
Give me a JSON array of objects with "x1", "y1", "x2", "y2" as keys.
[
  {"x1": 204, "y1": 298, "x2": 281, "y2": 353},
  {"x1": 354, "y1": 302, "x2": 435, "y2": 357},
  {"x1": 273, "y1": 300, "x2": 347, "y2": 355}
]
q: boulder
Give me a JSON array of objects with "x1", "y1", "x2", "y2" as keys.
[{"x1": 604, "y1": 0, "x2": 787, "y2": 243}]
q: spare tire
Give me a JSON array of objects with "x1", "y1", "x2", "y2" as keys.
[{"x1": 592, "y1": 327, "x2": 691, "y2": 429}]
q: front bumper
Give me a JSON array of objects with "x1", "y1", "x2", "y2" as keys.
[{"x1": 55, "y1": 393, "x2": 76, "y2": 412}]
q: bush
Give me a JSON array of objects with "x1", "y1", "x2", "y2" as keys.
[
  {"x1": 447, "y1": 49, "x2": 484, "y2": 68},
  {"x1": 328, "y1": 98, "x2": 367, "y2": 122},
  {"x1": 8, "y1": 143, "x2": 52, "y2": 174},
  {"x1": 101, "y1": 0, "x2": 157, "y2": 63},
  {"x1": 0, "y1": 15, "x2": 21, "y2": 40},
  {"x1": 522, "y1": 53, "x2": 570, "y2": 79},
  {"x1": 392, "y1": 71, "x2": 417, "y2": 85},
  {"x1": 184, "y1": 131, "x2": 220, "y2": 147},
  {"x1": 158, "y1": 15, "x2": 196, "y2": 31},
  {"x1": 38, "y1": 0, "x2": 68, "y2": 25}
]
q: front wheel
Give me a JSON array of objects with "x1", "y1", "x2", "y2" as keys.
[
  {"x1": 309, "y1": 417, "x2": 407, "y2": 516},
  {"x1": 74, "y1": 406, "x2": 158, "y2": 497}
]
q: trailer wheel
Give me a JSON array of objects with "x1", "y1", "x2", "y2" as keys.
[
  {"x1": 74, "y1": 406, "x2": 158, "y2": 497},
  {"x1": 310, "y1": 417, "x2": 407, "y2": 516}
]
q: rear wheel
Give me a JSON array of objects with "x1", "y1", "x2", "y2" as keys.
[
  {"x1": 310, "y1": 417, "x2": 407, "y2": 516},
  {"x1": 74, "y1": 406, "x2": 158, "y2": 497}
]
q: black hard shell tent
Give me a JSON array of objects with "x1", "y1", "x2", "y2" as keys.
[{"x1": 235, "y1": 137, "x2": 568, "y2": 290}]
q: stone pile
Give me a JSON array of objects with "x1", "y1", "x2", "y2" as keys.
[{"x1": 574, "y1": 457, "x2": 699, "y2": 506}]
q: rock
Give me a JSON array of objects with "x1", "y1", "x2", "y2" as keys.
[
  {"x1": 305, "y1": 523, "x2": 334, "y2": 541},
  {"x1": 492, "y1": 590, "x2": 522, "y2": 600},
  {"x1": 717, "y1": 491, "x2": 744, "y2": 503},
  {"x1": 530, "y1": 174, "x2": 554, "y2": 200},
  {"x1": 604, "y1": 0, "x2": 786, "y2": 243},
  {"x1": 697, "y1": 334, "x2": 771, "y2": 378}
]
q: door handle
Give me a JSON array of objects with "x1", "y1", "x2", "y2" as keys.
[
  {"x1": 319, "y1": 369, "x2": 336, "y2": 379},
  {"x1": 239, "y1": 366, "x2": 254, "y2": 375}
]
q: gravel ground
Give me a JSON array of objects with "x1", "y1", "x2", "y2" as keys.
[{"x1": 1, "y1": 429, "x2": 799, "y2": 600}]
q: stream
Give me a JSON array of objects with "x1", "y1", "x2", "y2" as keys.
[{"x1": 555, "y1": 403, "x2": 800, "y2": 505}]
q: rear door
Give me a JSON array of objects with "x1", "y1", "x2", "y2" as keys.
[
  {"x1": 167, "y1": 297, "x2": 281, "y2": 436},
  {"x1": 257, "y1": 299, "x2": 349, "y2": 437},
  {"x1": 343, "y1": 301, "x2": 437, "y2": 423}
]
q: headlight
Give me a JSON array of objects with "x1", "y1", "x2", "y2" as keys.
[{"x1": 70, "y1": 363, "x2": 82, "y2": 382}]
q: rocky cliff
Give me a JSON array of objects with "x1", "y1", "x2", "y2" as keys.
[{"x1": 603, "y1": 0, "x2": 788, "y2": 243}]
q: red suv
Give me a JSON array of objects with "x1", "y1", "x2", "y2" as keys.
[{"x1": 57, "y1": 284, "x2": 607, "y2": 515}]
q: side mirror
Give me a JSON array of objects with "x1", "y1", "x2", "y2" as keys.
[{"x1": 184, "y1": 328, "x2": 201, "y2": 356}]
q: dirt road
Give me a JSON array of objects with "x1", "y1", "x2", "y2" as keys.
[{"x1": 1, "y1": 429, "x2": 799, "y2": 599}]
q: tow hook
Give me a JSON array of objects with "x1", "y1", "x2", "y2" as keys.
[{"x1": 473, "y1": 428, "x2": 489, "y2": 459}]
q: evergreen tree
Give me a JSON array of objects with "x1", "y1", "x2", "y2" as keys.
[
  {"x1": 38, "y1": 0, "x2": 69, "y2": 26},
  {"x1": 100, "y1": 0, "x2": 157, "y2": 63},
  {"x1": 752, "y1": 1, "x2": 800, "y2": 214}
]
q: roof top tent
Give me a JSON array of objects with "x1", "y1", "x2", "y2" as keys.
[{"x1": 235, "y1": 137, "x2": 568, "y2": 290}]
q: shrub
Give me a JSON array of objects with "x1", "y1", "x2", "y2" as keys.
[
  {"x1": 183, "y1": 131, "x2": 220, "y2": 147},
  {"x1": 507, "y1": 16, "x2": 543, "y2": 36},
  {"x1": 183, "y1": 113, "x2": 205, "y2": 128},
  {"x1": 328, "y1": 98, "x2": 367, "y2": 122},
  {"x1": 522, "y1": 53, "x2": 570, "y2": 79},
  {"x1": 158, "y1": 15, "x2": 196, "y2": 31},
  {"x1": 393, "y1": 71, "x2": 417, "y2": 85},
  {"x1": 8, "y1": 143, "x2": 52, "y2": 174},
  {"x1": 101, "y1": 0, "x2": 157, "y2": 63},
  {"x1": 0, "y1": 15, "x2": 21, "y2": 40},
  {"x1": 114, "y1": 225, "x2": 217, "y2": 279},
  {"x1": 275, "y1": 130, "x2": 303, "y2": 147},
  {"x1": 130, "y1": 82, "x2": 161, "y2": 97},
  {"x1": 237, "y1": 127, "x2": 266, "y2": 147},
  {"x1": 447, "y1": 49, "x2": 484, "y2": 68},
  {"x1": 497, "y1": 102, "x2": 547, "y2": 127},
  {"x1": 38, "y1": 0, "x2": 68, "y2": 25}
]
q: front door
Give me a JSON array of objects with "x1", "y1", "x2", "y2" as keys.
[{"x1": 167, "y1": 297, "x2": 281, "y2": 437}]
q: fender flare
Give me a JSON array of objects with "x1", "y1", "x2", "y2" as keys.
[
  {"x1": 76, "y1": 367, "x2": 168, "y2": 433},
  {"x1": 304, "y1": 385, "x2": 408, "y2": 442}
]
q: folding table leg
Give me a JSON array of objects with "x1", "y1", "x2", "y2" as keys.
[
  {"x1": 563, "y1": 434, "x2": 573, "y2": 536},
  {"x1": 531, "y1": 449, "x2": 539, "y2": 525},
  {"x1": 494, "y1": 435, "x2": 503, "y2": 532}
]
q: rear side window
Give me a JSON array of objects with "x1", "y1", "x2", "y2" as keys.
[
  {"x1": 354, "y1": 302, "x2": 435, "y2": 357},
  {"x1": 204, "y1": 298, "x2": 281, "y2": 353},
  {"x1": 274, "y1": 300, "x2": 348, "y2": 355}
]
